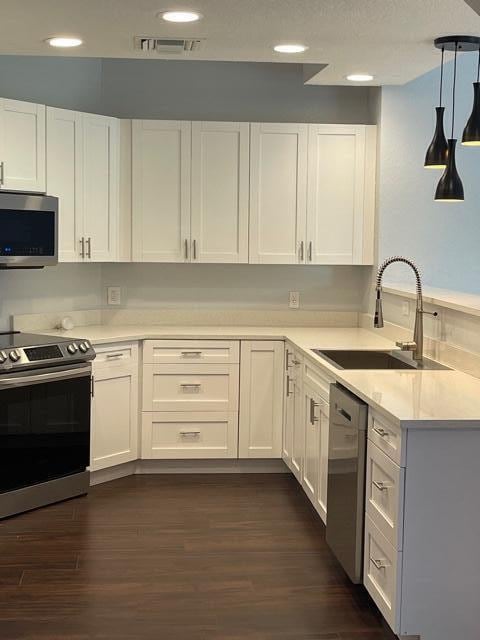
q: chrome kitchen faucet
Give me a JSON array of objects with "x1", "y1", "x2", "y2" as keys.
[{"x1": 374, "y1": 256, "x2": 437, "y2": 361}]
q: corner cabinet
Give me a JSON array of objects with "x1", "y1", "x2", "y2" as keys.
[
  {"x1": 0, "y1": 98, "x2": 46, "y2": 193},
  {"x1": 90, "y1": 342, "x2": 139, "y2": 471},
  {"x1": 46, "y1": 107, "x2": 120, "y2": 262},
  {"x1": 238, "y1": 341, "x2": 284, "y2": 458},
  {"x1": 249, "y1": 123, "x2": 376, "y2": 265}
]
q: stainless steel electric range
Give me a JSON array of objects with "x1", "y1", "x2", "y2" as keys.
[{"x1": 0, "y1": 332, "x2": 95, "y2": 519}]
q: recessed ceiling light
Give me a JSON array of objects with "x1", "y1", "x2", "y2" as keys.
[
  {"x1": 161, "y1": 10, "x2": 202, "y2": 22},
  {"x1": 46, "y1": 36, "x2": 83, "y2": 48},
  {"x1": 274, "y1": 44, "x2": 308, "y2": 54},
  {"x1": 346, "y1": 73, "x2": 374, "y2": 82}
]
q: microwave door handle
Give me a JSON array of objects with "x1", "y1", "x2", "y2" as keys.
[{"x1": 0, "y1": 364, "x2": 91, "y2": 390}]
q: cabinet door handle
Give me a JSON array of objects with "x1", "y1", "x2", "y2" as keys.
[
  {"x1": 80, "y1": 237, "x2": 85, "y2": 259},
  {"x1": 0, "y1": 161, "x2": 5, "y2": 187},
  {"x1": 371, "y1": 557, "x2": 389, "y2": 570},
  {"x1": 310, "y1": 398, "x2": 319, "y2": 425},
  {"x1": 299, "y1": 241, "x2": 304, "y2": 262},
  {"x1": 308, "y1": 241, "x2": 313, "y2": 262},
  {"x1": 192, "y1": 239, "x2": 197, "y2": 260},
  {"x1": 86, "y1": 237, "x2": 92, "y2": 259},
  {"x1": 286, "y1": 375, "x2": 293, "y2": 397},
  {"x1": 373, "y1": 426, "x2": 389, "y2": 438},
  {"x1": 184, "y1": 238, "x2": 189, "y2": 261},
  {"x1": 285, "y1": 350, "x2": 292, "y2": 371},
  {"x1": 372, "y1": 480, "x2": 392, "y2": 492}
]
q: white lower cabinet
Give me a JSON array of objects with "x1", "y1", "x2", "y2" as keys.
[
  {"x1": 90, "y1": 343, "x2": 139, "y2": 471},
  {"x1": 238, "y1": 341, "x2": 284, "y2": 458},
  {"x1": 142, "y1": 411, "x2": 238, "y2": 459}
]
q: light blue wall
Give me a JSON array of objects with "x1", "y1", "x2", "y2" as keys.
[{"x1": 379, "y1": 53, "x2": 480, "y2": 292}]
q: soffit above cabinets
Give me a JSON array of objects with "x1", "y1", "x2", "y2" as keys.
[{"x1": 1, "y1": 0, "x2": 480, "y2": 85}]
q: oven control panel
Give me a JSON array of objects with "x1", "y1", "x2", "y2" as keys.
[
  {"x1": 0, "y1": 340, "x2": 94, "y2": 370},
  {"x1": 24, "y1": 345, "x2": 63, "y2": 361}
]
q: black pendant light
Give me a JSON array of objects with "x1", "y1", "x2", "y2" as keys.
[
  {"x1": 462, "y1": 48, "x2": 480, "y2": 145},
  {"x1": 435, "y1": 41, "x2": 464, "y2": 202},
  {"x1": 424, "y1": 46, "x2": 448, "y2": 169}
]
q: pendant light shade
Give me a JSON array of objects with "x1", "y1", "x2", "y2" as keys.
[
  {"x1": 425, "y1": 106, "x2": 449, "y2": 167},
  {"x1": 435, "y1": 139, "x2": 464, "y2": 201},
  {"x1": 462, "y1": 82, "x2": 480, "y2": 145}
]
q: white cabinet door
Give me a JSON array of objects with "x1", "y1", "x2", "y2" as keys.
[
  {"x1": 191, "y1": 122, "x2": 249, "y2": 263},
  {"x1": 0, "y1": 98, "x2": 46, "y2": 192},
  {"x1": 46, "y1": 107, "x2": 83, "y2": 262},
  {"x1": 306, "y1": 124, "x2": 375, "y2": 265},
  {"x1": 249, "y1": 123, "x2": 307, "y2": 264},
  {"x1": 132, "y1": 120, "x2": 191, "y2": 262},
  {"x1": 283, "y1": 369, "x2": 295, "y2": 469},
  {"x1": 91, "y1": 351, "x2": 139, "y2": 471},
  {"x1": 82, "y1": 114, "x2": 119, "y2": 261},
  {"x1": 291, "y1": 373, "x2": 304, "y2": 482},
  {"x1": 238, "y1": 340, "x2": 284, "y2": 458}
]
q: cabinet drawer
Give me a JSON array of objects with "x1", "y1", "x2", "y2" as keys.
[
  {"x1": 143, "y1": 340, "x2": 239, "y2": 364},
  {"x1": 366, "y1": 441, "x2": 405, "y2": 549},
  {"x1": 364, "y1": 514, "x2": 402, "y2": 633},
  {"x1": 143, "y1": 364, "x2": 239, "y2": 412},
  {"x1": 141, "y1": 411, "x2": 238, "y2": 459},
  {"x1": 94, "y1": 342, "x2": 138, "y2": 369},
  {"x1": 368, "y1": 411, "x2": 405, "y2": 466},
  {"x1": 303, "y1": 360, "x2": 333, "y2": 402}
]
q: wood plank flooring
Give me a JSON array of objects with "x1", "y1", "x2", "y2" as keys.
[{"x1": 0, "y1": 474, "x2": 396, "y2": 640}]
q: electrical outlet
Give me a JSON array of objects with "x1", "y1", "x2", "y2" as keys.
[
  {"x1": 289, "y1": 291, "x2": 300, "y2": 309},
  {"x1": 402, "y1": 300, "x2": 410, "y2": 317},
  {"x1": 107, "y1": 286, "x2": 121, "y2": 306}
]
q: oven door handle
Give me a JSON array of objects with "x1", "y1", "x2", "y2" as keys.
[{"x1": 0, "y1": 364, "x2": 92, "y2": 390}]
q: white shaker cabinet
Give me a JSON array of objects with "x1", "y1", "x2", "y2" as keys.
[
  {"x1": 91, "y1": 342, "x2": 139, "y2": 471},
  {"x1": 191, "y1": 121, "x2": 249, "y2": 263},
  {"x1": 46, "y1": 107, "x2": 121, "y2": 262},
  {"x1": 132, "y1": 120, "x2": 191, "y2": 262},
  {"x1": 249, "y1": 123, "x2": 308, "y2": 264},
  {"x1": 306, "y1": 124, "x2": 376, "y2": 265},
  {"x1": 238, "y1": 340, "x2": 284, "y2": 458},
  {"x1": 0, "y1": 98, "x2": 46, "y2": 192}
]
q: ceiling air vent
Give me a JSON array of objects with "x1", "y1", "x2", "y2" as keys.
[{"x1": 134, "y1": 36, "x2": 202, "y2": 54}]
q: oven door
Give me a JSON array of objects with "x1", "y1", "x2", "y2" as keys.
[{"x1": 0, "y1": 363, "x2": 91, "y2": 493}]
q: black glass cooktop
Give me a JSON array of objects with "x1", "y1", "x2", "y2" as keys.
[{"x1": 0, "y1": 332, "x2": 72, "y2": 350}]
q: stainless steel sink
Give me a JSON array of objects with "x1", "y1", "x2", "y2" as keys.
[{"x1": 312, "y1": 349, "x2": 450, "y2": 371}]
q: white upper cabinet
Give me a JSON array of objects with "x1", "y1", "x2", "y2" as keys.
[
  {"x1": 46, "y1": 108, "x2": 83, "y2": 262},
  {"x1": 46, "y1": 107, "x2": 121, "y2": 262},
  {"x1": 306, "y1": 124, "x2": 376, "y2": 265},
  {"x1": 249, "y1": 123, "x2": 308, "y2": 264},
  {"x1": 0, "y1": 98, "x2": 46, "y2": 193},
  {"x1": 82, "y1": 114, "x2": 120, "y2": 261},
  {"x1": 191, "y1": 122, "x2": 249, "y2": 263},
  {"x1": 132, "y1": 120, "x2": 191, "y2": 262}
]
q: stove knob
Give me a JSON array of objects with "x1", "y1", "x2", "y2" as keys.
[
  {"x1": 67, "y1": 343, "x2": 78, "y2": 355},
  {"x1": 9, "y1": 350, "x2": 20, "y2": 362},
  {"x1": 79, "y1": 342, "x2": 89, "y2": 353},
  {"x1": 0, "y1": 351, "x2": 7, "y2": 364}
]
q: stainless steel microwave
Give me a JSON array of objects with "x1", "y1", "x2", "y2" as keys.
[{"x1": 0, "y1": 192, "x2": 58, "y2": 268}]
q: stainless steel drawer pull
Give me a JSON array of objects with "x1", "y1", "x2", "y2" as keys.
[
  {"x1": 192, "y1": 239, "x2": 197, "y2": 260},
  {"x1": 86, "y1": 236, "x2": 92, "y2": 259},
  {"x1": 180, "y1": 383, "x2": 202, "y2": 389},
  {"x1": 373, "y1": 480, "x2": 392, "y2": 491},
  {"x1": 336, "y1": 405, "x2": 352, "y2": 422},
  {"x1": 80, "y1": 237, "x2": 85, "y2": 259},
  {"x1": 106, "y1": 353, "x2": 124, "y2": 359},
  {"x1": 373, "y1": 426, "x2": 389, "y2": 437},
  {"x1": 310, "y1": 398, "x2": 320, "y2": 425},
  {"x1": 286, "y1": 375, "x2": 293, "y2": 397},
  {"x1": 285, "y1": 350, "x2": 292, "y2": 370},
  {"x1": 181, "y1": 351, "x2": 202, "y2": 357},
  {"x1": 0, "y1": 161, "x2": 5, "y2": 186},
  {"x1": 308, "y1": 240, "x2": 313, "y2": 262},
  {"x1": 371, "y1": 557, "x2": 389, "y2": 570},
  {"x1": 299, "y1": 240, "x2": 304, "y2": 262},
  {"x1": 180, "y1": 431, "x2": 201, "y2": 437}
]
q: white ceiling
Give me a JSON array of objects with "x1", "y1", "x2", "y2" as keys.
[{"x1": 1, "y1": 0, "x2": 480, "y2": 85}]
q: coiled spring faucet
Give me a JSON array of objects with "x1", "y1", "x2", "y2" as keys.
[{"x1": 374, "y1": 256, "x2": 437, "y2": 361}]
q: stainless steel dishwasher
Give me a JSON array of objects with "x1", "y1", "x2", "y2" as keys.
[{"x1": 326, "y1": 383, "x2": 368, "y2": 584}]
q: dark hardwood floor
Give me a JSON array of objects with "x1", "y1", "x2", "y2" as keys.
[{"x1": 0, "y1": 474, "x2": 396, "y2": 640}]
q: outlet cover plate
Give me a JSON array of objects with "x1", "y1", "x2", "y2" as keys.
[
  {"x1": 289, "y1": 291, "x2": 300, "y2": 309},
  {"x1": 107, "y1": 286, "x2": 121, "y2": 306}
]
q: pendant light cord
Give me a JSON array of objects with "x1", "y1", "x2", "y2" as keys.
[
  {"x1": 439, "y1": 46, "x2": 445, "y2": 107},
  {"x1": 451, "y1": 42, "x2": 458, "y2": 139}
]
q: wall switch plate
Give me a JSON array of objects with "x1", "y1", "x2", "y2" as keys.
[
  {"x1": 402, "y1": 300, "x2": 410, "y2": 316},
  {"x1": 107, "y1": 286, "x2": 121, "y2": 306},
  {"x1": 289, "y1": 291, "x2": 300, "y2": 309}
]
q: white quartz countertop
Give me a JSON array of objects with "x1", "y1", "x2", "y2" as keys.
[{"x1": 39, "y1": 324, "x2": 480, "y2": 428}]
